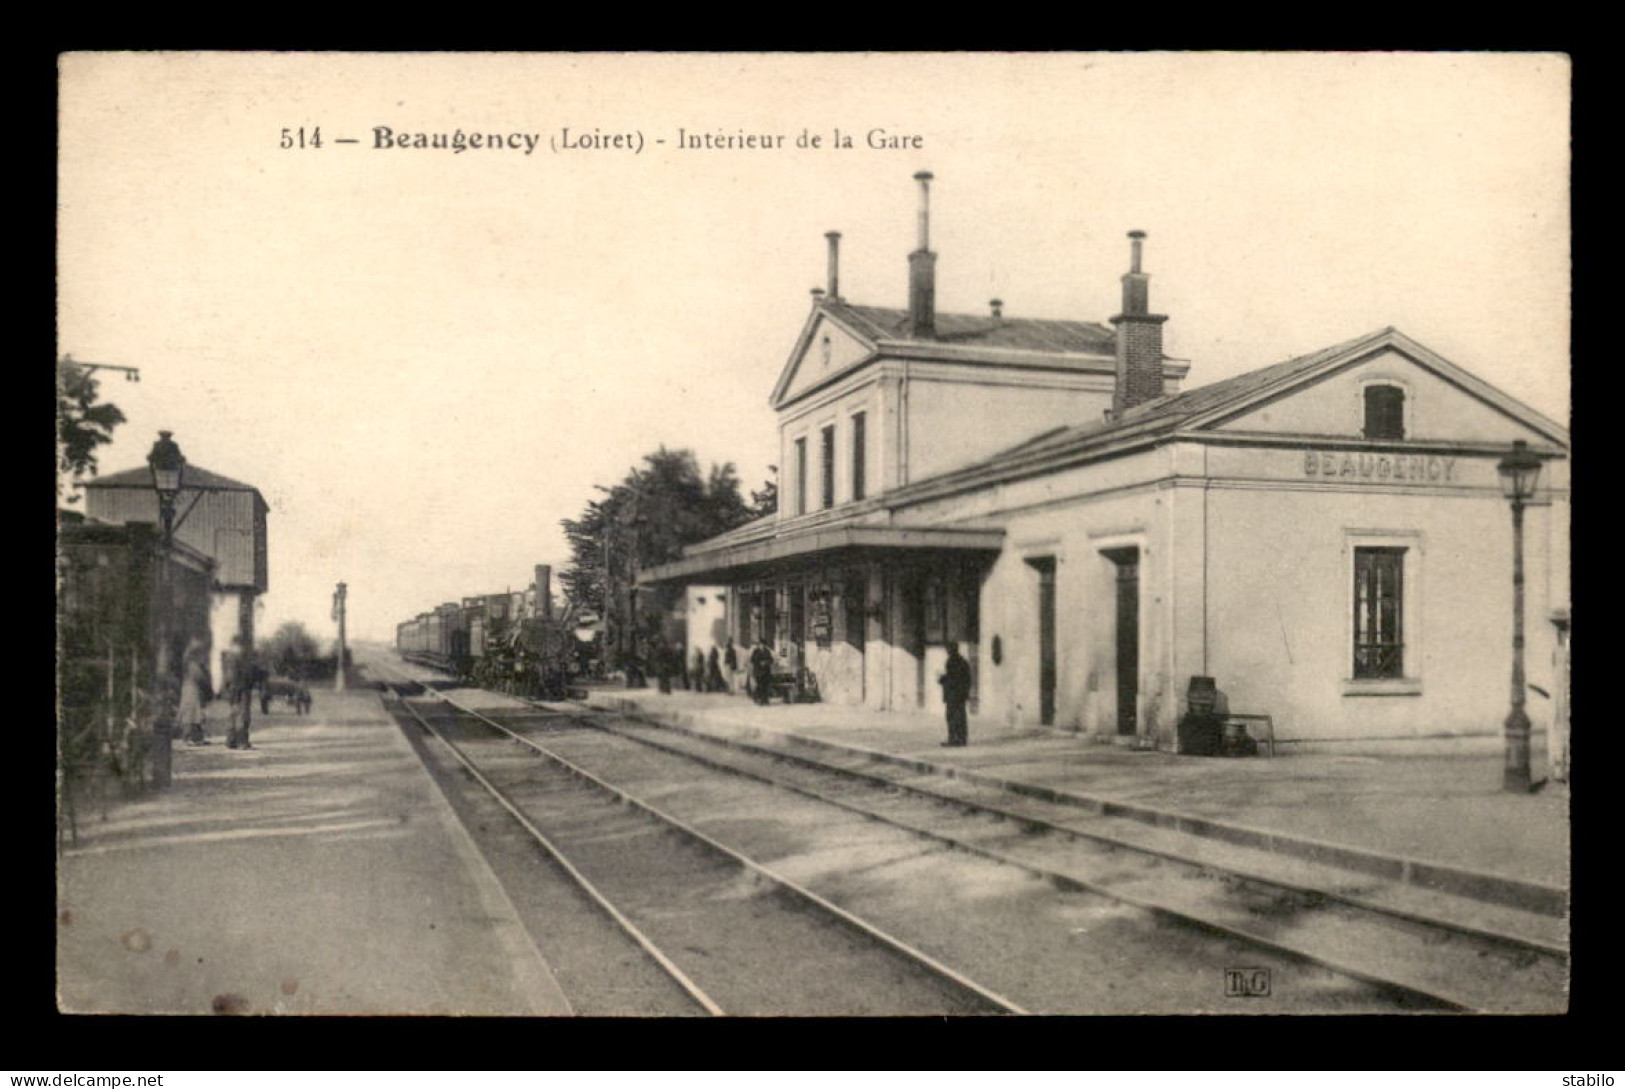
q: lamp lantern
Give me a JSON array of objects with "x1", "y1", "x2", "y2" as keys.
[{"x1": 146, "y1": 430, "x2": 186, "y2": 543}]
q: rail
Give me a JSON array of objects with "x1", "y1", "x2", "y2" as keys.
[{"x1": 374, "y1": 658, "x2": 1026, "y2": 1015}]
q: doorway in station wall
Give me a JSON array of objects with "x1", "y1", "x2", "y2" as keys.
[
  {"x1": 1102, "y1": 547, "x2": 1140, "y2": 736},
  {"x1": 1027, "y1": 556, "x2": 1057, "y2": 726}
]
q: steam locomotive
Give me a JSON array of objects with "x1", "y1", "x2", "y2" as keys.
[{"x1": 396, "y1": 572, "x2": 590, "y2": 699}]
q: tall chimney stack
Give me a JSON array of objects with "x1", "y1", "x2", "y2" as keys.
[
  {"x1": 1109, "y1": 230, "x2": 1168, "y2": 418},
  {"x1": 825, "y1": 231, "x2": 841, "y2": 302},
  {"x1": 908, "y1": 171, "x2": 937, "y2": 339}
]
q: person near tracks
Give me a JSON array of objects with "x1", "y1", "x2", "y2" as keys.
[
  {"x1": 653, "y1": 635, "x2": 673, "y2": 694},
  {"x1": 724, "y1": 639, "x2": 739, "y2": 694},
  {"x1": 938, "y1": 642, "x2": 972, "y2": 748},
  {"x1": 179, "y1": 642, "x2": 212, "y2": 746},
  {"x1": 223, "y1": 640, "x2": 257, "y2": 750},
  {"x1": 749, "y1": 637, "x2": 775, "y2": 706},
  {"x1": 705, "y1": 645, "x2": 725, "y2": 693}
]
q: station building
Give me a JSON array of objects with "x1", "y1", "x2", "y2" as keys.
[
  {"x1": 83, "y1": 461, "x2": 270, "y2": 692},
  {"x1": 642, "y1": 174, "x2": 1571, "y2": 750}
]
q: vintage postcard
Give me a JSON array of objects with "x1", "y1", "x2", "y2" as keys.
[{"x1": 56, "y1": 52, "x2": 1570, "y2": 1018}]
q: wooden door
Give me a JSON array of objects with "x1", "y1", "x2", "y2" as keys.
[
  {"x1": 1112, "y1": 551, "x2": 1139, "y2": 735},
  {"x1": 1032, "y1": 558, "x2": 1057, "y2": 726}
]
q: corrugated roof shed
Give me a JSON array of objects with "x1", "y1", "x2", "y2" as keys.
[{"x1": 84, "y1": 463, "x2": 264, "y2": 495}]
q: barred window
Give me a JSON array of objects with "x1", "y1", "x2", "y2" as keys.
[
  {"x1": 1353, "y1": 547, "x2": 1405, "y2": 678},
  {"x1": 1364, "y1": 385, "x2": 1405, "y2": 440}
]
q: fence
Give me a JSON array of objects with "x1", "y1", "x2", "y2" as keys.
[{"x1": 57, "y1": 520, "x2": 213, "y2": 849}]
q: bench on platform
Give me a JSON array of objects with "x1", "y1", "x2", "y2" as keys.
[{"x1": 763, "y1": 669, "x2": 820, "y2": 704}]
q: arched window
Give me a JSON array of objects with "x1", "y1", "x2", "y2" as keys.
[{"x1": 1364, "y1": 384, "x2": 1406, "y2": 440}]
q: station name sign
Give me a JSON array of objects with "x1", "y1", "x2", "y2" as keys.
[{"x1": 1303, "y1": 450, "x2": 1458, "y2": 482}]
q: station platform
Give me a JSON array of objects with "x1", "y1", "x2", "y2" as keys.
[
  {"x1": 578, "y1": 686, "x2": 1571, "y2": 902},
  {"x1": 56, "y1": 684, "x2": 571, "y2": 1016}
]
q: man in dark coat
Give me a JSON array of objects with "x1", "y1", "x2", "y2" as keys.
[
  {"x1": 224, "y1": 642, "x2": 256, "y2": 750},
  {"x1": 724, "y1": 640, "x2": 739, "y2": 694},
  {"x1": 938, "y1": 643, "x2": 972, "y2": 747},
  {"x1": 749, "y1": 638, "x2": 775, "y2": 706},
  {"x1": 653, "y1": 637, "x2": 672, "y2": 694},
  {"x1": 705, "y1": 646, "x2": 725, "y2": 693}
]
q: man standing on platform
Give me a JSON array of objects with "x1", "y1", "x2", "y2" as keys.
[
  {"x1": 224, "y1": 638, "x2": 256, "y2": 750},
  {"x1": 749, "y1": 637, "x2": 775, "y2": 706},
  {"x1": 939, "y1": 643, "x2": 971, "y2": 748}
]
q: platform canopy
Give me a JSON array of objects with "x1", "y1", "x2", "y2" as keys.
[{"x1": 639, "y1": 524, "x2": 1005, "y2": 586}]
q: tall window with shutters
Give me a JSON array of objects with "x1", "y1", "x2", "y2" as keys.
[
  {"x1": 851, "y1": 411, "x2": 867, "y2": 502},
  {"x1": 793, "y1": 437, "x2": 807, "y2": 516},
  {"x1": 820, "y1": 424, "x2": 836, "y2": 509},
  {"x1": 1353, "y1": 547, "x2": 1406, "y2": 678}
]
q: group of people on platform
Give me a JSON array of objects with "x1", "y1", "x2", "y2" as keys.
[
  {"x1": 621, "y1": 636, "x2": 974, "y2": 748},
  {"x1": 640, "y1": 637, "x2": 735, "y2": 696},
  {"x1": 174, "y1": 637, "x2": 314, "y2": 752},
  {"x1": 623, "y1": 636, "x2": 785, "y2": 705}
]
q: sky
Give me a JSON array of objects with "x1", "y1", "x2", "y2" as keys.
[{"x1": 57, "y1": 52, "x2": 1571, "y2": 643}]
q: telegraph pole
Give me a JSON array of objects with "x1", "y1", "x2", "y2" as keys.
[
  {"x1": 333, "y1": 582, "x2": 348, "y2": 692},
  {"x1": 59, "y1": 354, "x2": 142, "y2": 382}
]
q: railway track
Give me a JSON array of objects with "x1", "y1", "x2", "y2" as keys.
[
  {"x1": 373, "y1": 661, "x2": 1023, "y2": 1016},
  {"x1": 527, "y1": 699, "x2": 1570, "y2": 1014},
  {"x1": 371, "y1": 657, "x2": 1565, "y2": 1013}
]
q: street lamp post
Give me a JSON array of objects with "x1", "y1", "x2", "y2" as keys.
[
  {"x1": 146, "y1": 430, "x2": 187, "y2": 790},
  {"x1": 332, "y1": 582, "x2": 348, "y2": 692},
  {"x1": 148, "y1": 431, "x2": 184, "y2": 543},
  {"x1": 595, "y1": 477, "x2": 649, "y2": 687},
  {"x1": 1497, "y1": 440, "x2": 1544, "y2": 794}
]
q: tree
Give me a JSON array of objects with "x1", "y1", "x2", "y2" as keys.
[
  {"x1": 260, "y1": 621, "x2": 321, "y2": 679},
  {"x1": 56, "y1": 359, "x2": 128, "y2": 504},
  {"x1": 561, "y1": 447, "x2": 756, "y2": 670},
  {"x1": 750, "y1": 465, "x2": 779, "y2": 517}
]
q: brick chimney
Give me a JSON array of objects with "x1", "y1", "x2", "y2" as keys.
[
  {"x1": 825, "y1": 230, "x2": 842, "y2": 302},
  {"x1": 1109, "y1": 230, "x2": 1168, "y2": 417},
  {"x1": 908, "y1": 171, "x2": 936, "y2": 339}
]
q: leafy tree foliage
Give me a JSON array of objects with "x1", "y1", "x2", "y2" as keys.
[
  {"x1": 56, "y1": 359, "x2": 128, "y2": 503},
  {"x1": 561, "y1": 447, "x2": 755, "y2": 666},
  {"x1": 750, "y1": 466, "x2": 778, "y2": 517},
  {"x1": 260, "y1": 621, "x2": 322, "y2": 679}
]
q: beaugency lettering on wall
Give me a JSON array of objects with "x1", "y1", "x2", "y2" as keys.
[{"x1": 1303, "y1": 451, "x2": 1458, "y2": 483}]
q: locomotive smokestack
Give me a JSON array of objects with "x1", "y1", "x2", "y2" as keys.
[{"x1": 534, "y1": 564, "x2": 552, "y2": 620}]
